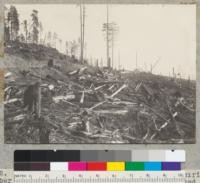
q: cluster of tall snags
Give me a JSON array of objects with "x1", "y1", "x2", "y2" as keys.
[
  {"x1": 4, "y1": 5, "x2": 80, "y2": 59},
  {"x1": 4, "y1": 5, "x2": 19, "y2": 43},
  {"x1": 4, "y1": 5, "x2": 40, "y2": 44}
]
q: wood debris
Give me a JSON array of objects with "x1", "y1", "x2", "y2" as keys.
[{"x1": 4, "y1": 56, "x2": 196, "y2": 144}]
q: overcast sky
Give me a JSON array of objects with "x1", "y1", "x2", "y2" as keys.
[{"x1": 7, "y1": 4, "x2": 196, "y2": 79}]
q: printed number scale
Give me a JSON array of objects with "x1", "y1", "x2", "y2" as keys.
[{"x1": 14, "y1": 171, "x2": 185, "y2": 183}]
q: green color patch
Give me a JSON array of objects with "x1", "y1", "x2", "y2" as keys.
[{"x1": 125, "y1": 162, "x2": 144, "y2": 171}]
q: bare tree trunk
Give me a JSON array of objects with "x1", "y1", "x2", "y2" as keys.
[
  {"x1": 136, "y1": 52, "x2": 138, "y2": 70},
  {"x1": 80, "y1": 4, "x2": 83, "y2": 63},
  {"x1": 36, "y1": 82, "x2": 50, "y2": 144},
  {"x1": 31, "y1": 82, "x2": 41, "y2": 118},
  {"x1": 25, "y1": 29, "x2": 28, "y2": 43},
  {"x1": 112, "y1": 30, "x2": 114, "y2": 69},
  {"x1": 82, "y1": 5, "x2": 85, "y2": 64},
  {"x1": 118, "y1": 52, "x2": 120, "y2": 70},
  {"x1": 37, "y1": 83, "x2": 41, "y2": 118},
  {"x1": 10, "y1": 21, "x2": 13, "y2": 41},
  {"x1": 106, "y1": 4, "x2": 110, "y2": 68}
]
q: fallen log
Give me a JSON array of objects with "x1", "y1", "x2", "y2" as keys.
[
  {"x1": 6, "y1": 114, "x2": 27, "y2": 125},
  {"x1": 88, "y1": 84, "x2": 128, "y2": 110},
  {"x1": 89, "y1": 101, "x2": 106, "y2": 110},
  {"x1": 95, "y1": 84, "x2": 106, "y2": 91},
  {"x1": 68, "y1": 69, "x2": 79, "y2": 75},
  {"x1": 108, "y1": 84, "x2": 115, "y2": 90},
  {"x1": 112, "y1": 101, "x2": 137, "y2": 106},
  {"x1": 92, "y1": 109, "x2": 128, "y2": 115},
  {"x1": 79, "y1": 67, "x2": 87, "y2": 75},
  {"x1": 4, "y1": 98, "x2": 22, "y2": 105},
  {"x1": 80, "y1": 91, "x2": 85, "y2": 104},
  {"x1": 96, "y1": 81, "x2": 124, "y2": 85},
  {"x1": 53, "y1": 95, "x2": 75, "y2": 103},
  {"x1": 110, "y1": 84, "x2": 128, "y2": 98}
]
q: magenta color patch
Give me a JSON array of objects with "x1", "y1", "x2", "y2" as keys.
[{"x1": 68, "y1": 162, "x2": 87, "y2": 171}]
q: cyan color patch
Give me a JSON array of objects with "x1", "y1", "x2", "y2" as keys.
[{"x1": 144, "y1": 162, "x2": 161, "y2": 171}]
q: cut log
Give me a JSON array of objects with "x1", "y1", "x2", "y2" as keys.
[
  {"x1": 95, "y1": 84, "x2": 106, "y2": 91},
  {"x1": 110, "y1": 84, "x2": 127, "y2": 98},
  {"x1": 4, "y1": 98, "x2": 22, "y2": 105},
  {"x1": 80, "y1": 91, "x2": 85, "y2": 104},
  {"x1": 89, "y1": 101, "x2": 106, "y2": 110},
  {"x1": 53, "y1": 95, "x2": 76, "y2": 103},
  {"x1": 93, "y1": 109, "x2": 128, "y2": 115}
]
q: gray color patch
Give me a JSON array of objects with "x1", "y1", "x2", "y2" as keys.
[
  {"x1": 148, "y1": 150, "x2": 166, "y2": 161},
  {"x1": 114, "y1": 150, "x2": 132, "y2": 161},
  {"x1": 80, "y1": 150, "x2": 98, "y2": 161},
  {"x1": 131, "y1": 150, "x2": 149, "y2": 161},
  {"x1": 97, "y1": 150, "x2": 116, "y2": 161}
]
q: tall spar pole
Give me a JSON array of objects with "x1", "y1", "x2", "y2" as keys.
[
  {"x1": 82, "y1": 5, "x2": 85, "y2": 63},
  {"x1": 106, "y1": 4, "x2": 110, "y2": 68},
  {"x1": 80, "y1": 3, "x2": 83, "y2": 63},
  {"x1": 136, "y1": 51, "x2": 138, "y2": 70},
  {"x1": 118, "y1": 52, "x2": 120, "y2": 70},
  {"x1": 112, "y1": 29, "x2": 114, "y2": 69}
]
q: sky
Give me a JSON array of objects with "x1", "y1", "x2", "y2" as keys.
[{"x1": 6, "y1": 4, "x2": 196, "y2": 79}]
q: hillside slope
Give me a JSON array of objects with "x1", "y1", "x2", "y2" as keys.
[{"x1": 3, "y1": 42, "x2": 196, "y2": 144}]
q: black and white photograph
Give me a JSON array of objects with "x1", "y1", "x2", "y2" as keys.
[{"x1": 3, "y1": 4, "x2": 196, "y2": 144}]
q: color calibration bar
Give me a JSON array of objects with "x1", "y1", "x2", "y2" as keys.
[
  {"x1": 14, "y1": 162, "x2": 181, "y2": 171},
  {"x1": 14, "y1": 150, "x2": 185, "y2": 162}
]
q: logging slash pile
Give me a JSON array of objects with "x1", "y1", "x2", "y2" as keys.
[{"x1": 4, "y1": 44, "x2": 196, "y2": 144}]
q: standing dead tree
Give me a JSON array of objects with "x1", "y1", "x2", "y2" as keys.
[
  {"x1": 23, "y1": 20, "x2": 28, "y2": 43},
  {"x1": 39, "y1": 21, "x2": 43, "y2": 44},
  {"x1": 4, "y1": 6, "x2": 10, "y2": 43},
  {"x1": 31, "y1": 9, "x2": 39, "y2": 44},
  {"x1": 79, "y1": 3, "x2": 86, "y2": 64},
  {"x1": 6, "y1": 5, "x2": 19, "y2": 41},
  {"x1": 102, "y1": 5, "x2": 119, "y2": 69}
]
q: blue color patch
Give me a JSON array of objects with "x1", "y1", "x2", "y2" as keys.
[{"x1": 144, "y1": 162, "x2": 162, "y2": 171}]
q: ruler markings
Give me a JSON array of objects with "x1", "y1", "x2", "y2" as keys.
[
  {"x1": 1, "y1": 169, "x2": 195, "y2": 183},
  {"x1": 13, "y1": 171, "x2": 185, "y2": 183},
  {"x1": 13, "y1": 178, "x2": 185, "y2": 183}
]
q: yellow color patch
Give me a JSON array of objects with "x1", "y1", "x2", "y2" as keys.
[{"x1": 107, "y1": 162, "x2": 125, "y2": 171}]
